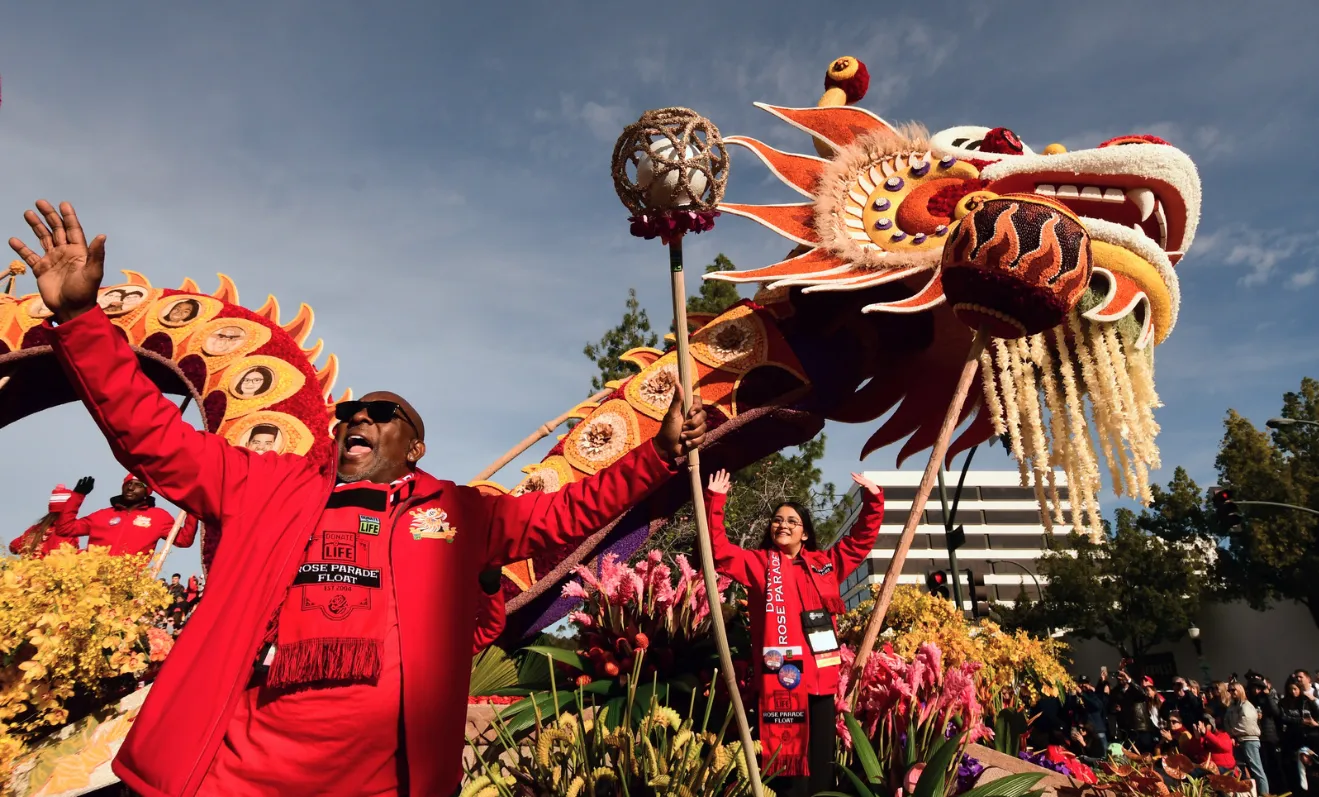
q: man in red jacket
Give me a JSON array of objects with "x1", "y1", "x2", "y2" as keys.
[
  {"x1": 53, "y1": 474, "x2": 198, "y2": 556},
  {"x1": 10, "y1": 200, "x2": 707, "y2": 796}
]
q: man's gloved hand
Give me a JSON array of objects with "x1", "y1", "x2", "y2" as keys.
[
  {"x1": 478, "y1": 569, "x2": 502, "y2": 596},
  {"x1": 74, "y1": 476, "x2": 95, "y2": 495}
]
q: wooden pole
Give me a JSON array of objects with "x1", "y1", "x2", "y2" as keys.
[
  {"x1": 849, "y1": 329, "x2": 989, "y2": 697},
  {"x1": 150, "y1": 511, "x2": 190, "y2": 579},
  {"x1": 668, "y1": 235, "x2": 765, "y2": 797},
  {"x1": 472, "y1": 388, "x2": 612, "y2": 483}
]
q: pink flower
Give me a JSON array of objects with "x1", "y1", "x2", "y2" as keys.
[
  {"x1": 568, "y1": 611, "x2": 594, "y2": 628},
  {"x1": 561, "y1": 580, "x2": 588, "y2": 600}
]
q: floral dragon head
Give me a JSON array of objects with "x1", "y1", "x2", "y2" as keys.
[{"x1": 710, "y1": 56, "x2": 1202, "y2": 533}]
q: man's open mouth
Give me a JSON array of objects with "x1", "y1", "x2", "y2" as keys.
[{"x1": 343, "y1": 433, "x2": 374, "y2": 458}]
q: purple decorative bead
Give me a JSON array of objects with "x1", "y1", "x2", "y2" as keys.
[
  {"x1": 912, "y1": 233, "x2": 927, "y2": 244},
  {"x1": 911, "y1": 162, "x2": 930, "y2": 178},
  {"x1": 891, "y1": 231, "x2": 907, "y2": 242},
  {"x1": 873, "y1": 218, "x2": 892, "y2": 230},
  {"x1": 934, "y1": 224, "x2": 949, "y2": 236},
  {"x1": 939, "y1": 155, "x2": 957, "y2": 168},
  {"x1": 884, "y1": 176, "x2": 904, "y2": 191},
  {"x1": 871, "y1": 198, "x2": 891, "y2": 211}
]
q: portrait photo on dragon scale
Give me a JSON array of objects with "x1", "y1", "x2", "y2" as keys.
[{"x1": 0, "y1": 3, "x2": 1314, "y2": 796}]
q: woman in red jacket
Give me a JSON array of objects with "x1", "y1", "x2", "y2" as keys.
[
  {"x1": 706, "y1": 468, "x2": 884, "y2": 797},
  {"x1": 8, "y1": 484, "x2": 80, "y2": 557}
]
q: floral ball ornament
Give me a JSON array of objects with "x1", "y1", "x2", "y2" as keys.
[
  {"x1": 941, "y1": 193, "x2": 1092, "y2": 339},
  {"x1": 612, "y1": 107, "x2": 729, "y2": 245}
]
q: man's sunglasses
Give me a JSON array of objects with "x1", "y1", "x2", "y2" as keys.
[{"x1": 335, "y1": 400, "x2": 418, "y2": 433}]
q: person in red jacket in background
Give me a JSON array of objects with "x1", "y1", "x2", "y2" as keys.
[
  {"x1": 472, "y1": 568, "x2": 507, "y2": 655},
  {"x1": 9, "y1": 200, "x2": 706, "y2": 797},
  {"x1": 8, "y1": 484, "x2": 80, "y2": 557},
  {"x1": 53, "y1": 474, "x2": 198, "y2": 557},
  {"x1": 705, "y1": 468, "x2": 884, "y2": 797}
]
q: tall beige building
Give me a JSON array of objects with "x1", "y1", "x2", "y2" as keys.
[{"x1": 834, "y1": 470, "x2": 1071, "y2": 611}]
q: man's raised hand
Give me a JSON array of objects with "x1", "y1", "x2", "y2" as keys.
[{"x1": 8, "y1": 201, "x2": 105, "y2": 323}]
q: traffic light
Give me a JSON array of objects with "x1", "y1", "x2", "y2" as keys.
[
  {"x1": 1211, "y1": 486, "x2": 1243, "y2": 531},
  {"x1": 966, "y1": 569, "x2": 992, "y2": 620},
  {"x1": 925, "y1": 570, "x2": 951, "y2": 599}
]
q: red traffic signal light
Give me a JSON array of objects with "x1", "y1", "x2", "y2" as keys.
[
  {"x1": 926, "y1": 570, "x2": 951, "y2": 599},
  {"x1": 1210, "y1": 486, "x2": 1243, "y2": 530}
]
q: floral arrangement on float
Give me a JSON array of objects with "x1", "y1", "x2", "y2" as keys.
[
  {"x1": 0, "y1": 546, "x2": 173, "y2": 782},
  {"x1": 478, "y1": 550, "x2": 749, "y2": 732},
  {"x1": 1072, "y1": 753, "x2": 1253, "y2": 797},
  {"x1": 833, "y1": 641, "x2": 1050, "y2": 797},
  {"x1": 465, "y1": 659, "x2": 763, "y2": 797},
  {"x1": 838, "y1": 585, "x2": 1071, "y2": 707}
]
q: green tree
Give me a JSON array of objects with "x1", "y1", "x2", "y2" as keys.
[
  {"x1": 1001, "y1": 513, "x2": 1207, "y2": 669},
  {"x1": 686, "y1": 254, "x2": 742, "y2": 320},
  {"x1": 1116, "y1": 378, "x2": 1319, "y2": 627},
  {"x1": 581, "y1": 255, "x2": 846, "y2": 563},
  {"x1": 646, "y1": 434, "x2": 850, "y2": 562},
  {"x1": 1211, "y1": 378, "x2": 1319, "y2": 625},
  {"x1": 582, "y1": 288, "x2": 659, "y2": 393}
]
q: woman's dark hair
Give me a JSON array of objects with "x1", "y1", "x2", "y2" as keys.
[
  {"x1": 20, "y1": 513, "x2": 59, "y2": 556},
  {"x1": 759, "y1": 500, "x2": 819, "y2": 552}
]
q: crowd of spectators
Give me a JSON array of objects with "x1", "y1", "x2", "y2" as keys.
[
  {"x1": 1030, "y1": 664, "x2": 1319, "y2": 795},
  {"x1": 153, "y1": 572, "x2": 203, "y2": 637}
]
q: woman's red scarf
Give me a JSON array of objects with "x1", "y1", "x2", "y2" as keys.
[
  {"x1": 759, "y1": 549, "x2": 810, "y2": 777},
  {"x1": 267, "y1": 482, "x2": 394, "y2": 689}
]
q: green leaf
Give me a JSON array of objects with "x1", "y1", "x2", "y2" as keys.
[
  {"x1": 603, "y1": 697, "x2": 627, "y2": 731},
  {"x1": 838, "y1": 764, "x2": 879, "y2": 797},
  {"x1": 844, "y1": 711, "x2": 883, "y2": 784},
  {"x1": 522, "y1": 645, "x2": 586, "y2": 671},
  {"x1": 469, "y1": 645, "x2": 519, "y2": 696},
  {"x1": 486, "y1": 687, "x2": 534, "y2": 697},
  {"x1": 499, "y1": 691, "x2": 575, "y2": 734},
  {"x1": 912, "y1": 734, "x2": 963, "y2": 797},
  {"x1": 956, "y1": 773, "x2": 1046, "y2": 797}
]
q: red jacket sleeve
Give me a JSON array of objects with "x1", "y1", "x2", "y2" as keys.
[
  {"x1": 167, "y1": 513, "x2": 200, "y2": 549},
  {"x1": 478, "y1": 440, "x2": 677, "y2": 568},
  {"x1": 830, "y1": 488, "x2": 884, "y2": 579},
  {"x1": 1201, "y1": 732, "x2": 1232, "y2": 754},
  {"x1": 52, "y1": 491, "x2": 92, "y2": 540},
  {"x1": 704, "y1": 491, "x2": 759, "y2": 588},
  {"x1": 48, "y1": 308, "x2": 252, "y2": 524},
  {"x1": 471, "y1": 589, "x2": 506, "y2": 655}
]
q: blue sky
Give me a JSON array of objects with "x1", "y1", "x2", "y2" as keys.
[{"x1": 2, "y1": 1, "x2": 1317, "y2": 578}]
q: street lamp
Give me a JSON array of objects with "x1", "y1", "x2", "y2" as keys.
[
  {"x1": 1188, "y1": 625, "x2": 1210, "y2": 682},
  {"x1": 1266, "y1": 417, "x2": 1319, "y2": 429}
]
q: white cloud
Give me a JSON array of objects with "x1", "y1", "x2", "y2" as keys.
[
  {"x1": 535, "y1": 93, "x2": 633, "y2": 143},
  {"x1": 1288, "y1": 267, "x2": 1319, "y2": 288},
  {"x1": 1193, "y1": 226, "x2": 1319, "y2": 287},
  {"x1": 1057, "y1": 122, "x2": 1236, "y2": 160}
]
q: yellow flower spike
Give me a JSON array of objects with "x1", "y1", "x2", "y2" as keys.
[
  {"x1": 458, "y1": 775, "x2": 492, "y2": 797},
  {"x1": 566, "y1": 776, "x2": 586, "y2": 797},
  {"x1": 654, "y1": 706, "x2": 681, "y2": 731}
]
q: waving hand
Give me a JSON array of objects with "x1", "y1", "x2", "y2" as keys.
[{"x1": 9, "y1": 201, "x2": 105, "y2": 323}]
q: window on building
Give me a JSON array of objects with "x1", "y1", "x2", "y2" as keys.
[
  {"x1": 982, "y1": 509, "x2": 1045, "y2": 524},
  {"x1": 978, "y1": 486, "x2": 1039, "y2": 501}
]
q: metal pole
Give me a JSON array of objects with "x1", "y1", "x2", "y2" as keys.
[
  {"x1": 936, "y1": 470, "x2": 963, "y2": 610},
  {"x1": 1237, "y1": 500, "x2": 1319, "y2": 518}
]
